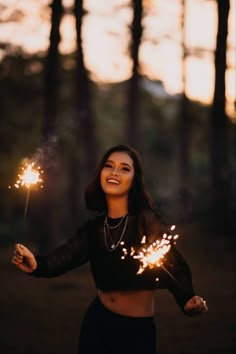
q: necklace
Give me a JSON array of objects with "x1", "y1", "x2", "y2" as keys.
[
  {"x1": 104, "y1": 214, "x2": 127, "y2": 229},
  {"x1": 104, "y1": 214, "x2": 128, "y2": 252}
]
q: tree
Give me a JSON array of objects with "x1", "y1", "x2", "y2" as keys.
[
  {"x1": 74, "y1": 0, "x2": 97, "y2": 175},
  {"x1": 43, "y1": 0, "x2": 63, "y2": 139},
  {"x1": 65, "y1": 0, "x2": 97, "y2": 223},
  {"x1": 40, "y1": 0, "x2": 63, "y2": 251},
  {"x1": 210, "y1": 0, "x2": 231, "y2": 225},
  {"x1": 178, "y1": 0, "x2": 191, "y2": 188},
  {"x1": 126, "y1": 0, "x2": 143, "y2": 148}
]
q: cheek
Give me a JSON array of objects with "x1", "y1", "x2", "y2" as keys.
[
  {"x1": 100, "y1": 170, "x2": 105, "y2": 185},
  {"x1": 125, "y1": 174, "x2": 134, "y2": 189}
]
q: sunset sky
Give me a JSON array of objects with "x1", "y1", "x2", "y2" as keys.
[{"x1": 0, "y1": 0, "x2": 235, "y2": 118}]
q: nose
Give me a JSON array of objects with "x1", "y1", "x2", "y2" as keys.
[{"x1": 111, "y1": 167, "x2": 119, "y2": 175}]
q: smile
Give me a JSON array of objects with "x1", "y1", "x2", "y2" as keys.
[{"x1": 107, "y1": 178, "x2": 120, "y2": 185}]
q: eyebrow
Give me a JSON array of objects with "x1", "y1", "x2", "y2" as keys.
[{"x1": 106, "y1": 159, "x2": 132, "y2": 168}]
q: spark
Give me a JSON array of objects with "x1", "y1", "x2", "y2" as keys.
[
  {"x1": 122, "y1": 225, "x2": 179, "y2": 275},
  {"x1": 14, "y1": 162, "x2": 43, "y2": 189},
  {"x1": 12, "y1": 161, "x2": 44, "y2": 220}
]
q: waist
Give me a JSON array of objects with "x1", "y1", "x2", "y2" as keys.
[{"x1": 98, "y1": 289, "x2": 155, "y2": 317}]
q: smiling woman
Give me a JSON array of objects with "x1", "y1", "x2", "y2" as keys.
[
  {"x1": 100, "y1": 151, "x2": 135, "y2": 203},
  {"x1": 12, "y1": 144, "x2": 207, "y2": 354}
]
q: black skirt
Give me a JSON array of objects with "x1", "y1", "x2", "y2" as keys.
[{"x1": 78, "y1": 296, "x2": 156, "y2": 354}]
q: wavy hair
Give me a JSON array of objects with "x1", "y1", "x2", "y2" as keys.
[{"x1": 85, "y1": 145, "x2": 154, "y2": 214}]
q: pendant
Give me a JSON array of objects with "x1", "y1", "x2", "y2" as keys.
[{"x1": 111, "y1": 244, "x2": 115, "y2": 249}]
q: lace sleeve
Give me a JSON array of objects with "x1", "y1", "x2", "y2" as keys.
[
  {"x1": 140, "y1": 208, "x2": 195, "y2": 311},
  {"x1": 30, "y1": 220, "x2": 90, "y2": 278}
]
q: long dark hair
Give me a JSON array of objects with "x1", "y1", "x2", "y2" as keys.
[{"x1": 85, "y1": 145, "x2": 154, "y2": 214}]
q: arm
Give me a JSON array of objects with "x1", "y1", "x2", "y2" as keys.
[
  {"x1": 13, "y1": 220, "x2": 90, "y2": 278},
  {"x1": 140, "y1": 208, "x2": 207, "y2": 315},
  {"x1": 161, "y1": 245, "x2": 195, "y2": 312}
]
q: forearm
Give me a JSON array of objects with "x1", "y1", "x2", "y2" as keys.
[
  {"x1": 29, "y1": 255, "x2": 88, "y2": 278},
  {"x1": 159, "y1": 247, "x2": 195, "y2": 313},
  {"x1": 29, "y1": 225, "x2": 90, "y2": 278},
  {"x1": 167, "y1": 269, "x2": 195, "y2": 312}
]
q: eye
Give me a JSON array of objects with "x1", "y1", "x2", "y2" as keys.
[
  {"x1": 104, "y1": 163, "x2": 113, "y2": 168},
  {"x1": 122, "y1": 167, "x2": 130, "y2": 171}
]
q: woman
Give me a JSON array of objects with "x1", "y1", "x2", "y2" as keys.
[{"x1": 12, "y1": 144, "x2": 208, "y2": 354}]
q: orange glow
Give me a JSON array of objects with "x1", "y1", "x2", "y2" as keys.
[
  {"x1": 0, "y1": 0, "x2": 235, "y2": 115},
  {"x1": 14, "y1": 162, "x2": 43, "y2": 189},
  {"x1": 121, "y1": 226, "x2": 179, "y2": 275},
  {"x1": 83, "y1": 12, "x2": 132, "y2": 82},
  {"x1": 59, "y1": 14, "x2": 76, "y2": 54}
]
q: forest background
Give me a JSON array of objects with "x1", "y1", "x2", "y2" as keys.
[{"x1": 0, "y1": 1, "x2": 235, "y2": 353}]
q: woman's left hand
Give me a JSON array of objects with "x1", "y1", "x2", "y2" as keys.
[{"x1": 184, "y1": 295, "x2": 208, "y2": 316}]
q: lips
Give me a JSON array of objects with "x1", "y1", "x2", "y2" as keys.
[{"x1": 106, "y1": 178, "x2": 120, "y2": 185}]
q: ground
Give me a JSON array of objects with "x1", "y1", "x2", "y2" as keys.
[{"x1": 0, "y1": 221, "x2": 235, "y2": 354}]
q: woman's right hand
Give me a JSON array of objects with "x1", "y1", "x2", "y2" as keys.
[{"x1": 12, "y1": 244, "x2": 37, "y2": 273}]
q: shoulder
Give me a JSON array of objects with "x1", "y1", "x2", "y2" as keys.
[
  {"x1": 136, "y1": 207, "x2": 169, "y2": 241},
  {"x1": 138, "y1": 207, "x2": 167, "y2": 226}
]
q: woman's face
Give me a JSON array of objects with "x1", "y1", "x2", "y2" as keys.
[{"x1": 100, "y1": 151, "x2": 135, "y2": 197}]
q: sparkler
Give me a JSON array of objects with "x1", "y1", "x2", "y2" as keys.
[
  {"x1": 121, "y1": 225, "x2": 179, "y2": 277},
  {"x1": 13, "y1": 162, "x2": 43, "y2": 220},
  {"x1": 121, "y1": 225, "x2": 194, "y2": 302}
]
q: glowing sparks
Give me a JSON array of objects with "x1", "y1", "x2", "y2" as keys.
[
  {"x1": 11, "y1": 161, "x2": 44, "y2": 221},
  {"x1": 14, "y1": 162, "x2": 43, "y2": 189},
  {"x1": 122, "y1": 225, "x2": 179, "y2": 276}
]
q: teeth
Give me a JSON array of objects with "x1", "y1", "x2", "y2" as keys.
[{"x1": 107, "y1": 179, "x2": 119, "y2": 184}]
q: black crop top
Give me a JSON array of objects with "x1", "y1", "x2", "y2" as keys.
[{"x1": 31, "y1": 208, "x2": 195, "y2": 311}]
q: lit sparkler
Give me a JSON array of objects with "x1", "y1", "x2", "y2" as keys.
[
  {"x1": 13, "y1": 162, "x2": 44, "y2": 220},
  {"x1": 121, "y1": 226, "x2": 179, "y2": 276},
  {"x1": 121, "y1": 226, "x2": 193, "y2": 300}
]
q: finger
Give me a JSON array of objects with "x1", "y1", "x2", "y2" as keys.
[
  {"x1": 16, "y1": 244, "x2": 32, "y2": 258},
  {"x1": 14, "y1": 254, "x2": 24, "y2": 262},
  {"x1": 12, "y1": 255, "x2": 23, "y2": 264},
  {"x1": 190, "y1": 295, "x2": 202, "y2": 304},
  {"x1": 200, "y1": 299, "x2": 207, "y2": 308},
  {"x1": 197, "y1": 300, "x2": 208, "y2": 312},
  {"x1": 14, "y1": 249, "x2": 24, "y2": 256},
  {"x1": 13, "y1": 252, "x2": 23, "y2": 260},
  {"x1": 12, "y1": 257, "x2": 21, "y2": 265},
  {"x1": 18, "y1": 244, "x2": 33, "y2": 257},
  {"x1": 14, "y1": 251, "x2": 24, "y2": 260},
  {"x1": 202, "y1": 301, "x2": 208, "y2": 312},
  {"x1": 15, "y1": 244, "x2": 24, "y2": 256},
  {"x1": 194, "y1": 296, "x2": 205, "y2": 306}
]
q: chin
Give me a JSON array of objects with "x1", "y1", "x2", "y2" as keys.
[
  {"x1": 104, "y1": 188, "x2": 122, "y2": 196},
  {"x1": 103, "y1": 186, "x2": 127, "y2": 197}
]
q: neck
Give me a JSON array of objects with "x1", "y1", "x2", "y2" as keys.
[{"x1": 106, "y1": 195, "x2": 128, "y2": 218}]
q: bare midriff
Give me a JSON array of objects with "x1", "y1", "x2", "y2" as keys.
[{"x1": 98, "y1": 289, "x2": 155, "y2": 317}]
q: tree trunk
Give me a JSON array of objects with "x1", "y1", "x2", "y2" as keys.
[
  {"x1": 67, "y1": 0, "x2": 97, "y2": 223},
  {"x1": 179, "y1": 0, "x2": 191, "y2": 187},
  {"x1": 40, "y1": 0, "x2": 63, "y2": 251},
  {"x1": 43, "y1": 0, "x2": 62, "y2": 138},
  {"x1": 210, "y1": 0, "x2": 230, "y2": 226},
  {"x1": 74, "y1": 0, "x2": 97, "y2": 175},
  {"x1": 126, "y1": 0, "x2": 143, "y2": 148}
]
